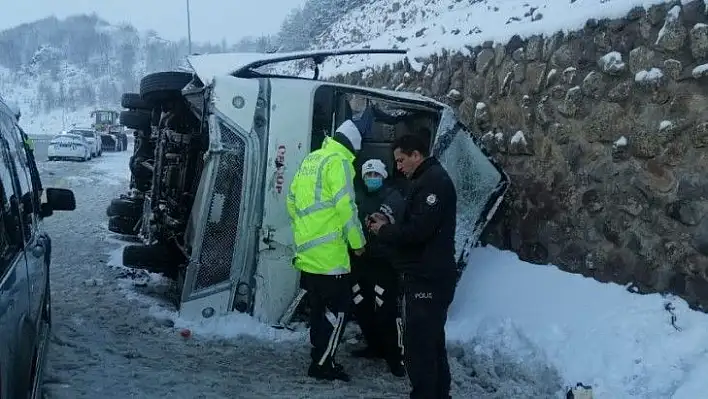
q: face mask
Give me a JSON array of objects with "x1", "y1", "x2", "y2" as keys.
[{"x1": 364, "y1": 176, "x2": 383, "y2": 191}]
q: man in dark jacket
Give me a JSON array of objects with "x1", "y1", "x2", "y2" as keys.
[
  {"x1": 350, "y1": 158, "x2": 406, "y2": 377},
  {"x1": 368, "y1": 133, "x2": 458, "y2": 399}
]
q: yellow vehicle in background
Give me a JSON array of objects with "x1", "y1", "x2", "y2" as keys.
[{"x1": 91, "y1": 109, "x2": 128, "y2": 151}]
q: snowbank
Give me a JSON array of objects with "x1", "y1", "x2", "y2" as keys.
[
  {"x1": 112, "y1": 238, "x2": 708, "y2": 397},
  {"x1": 448, "y1": 246, "x2": 708, "y2": 398}
]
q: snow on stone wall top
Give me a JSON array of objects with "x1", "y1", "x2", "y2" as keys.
[{"x1": 276, "y1": 0, "x2": 679, "y2": 78}]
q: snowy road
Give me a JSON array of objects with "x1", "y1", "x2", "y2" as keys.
[{"x1": 34, "y1": 147, "x2": 563, "y2": 399}]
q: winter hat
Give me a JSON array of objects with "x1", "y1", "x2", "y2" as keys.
[
  {"x1": 361, "y1": 159, "x2": 388, "y2": 179},
  {"x1": 335, "y1": 119, "x2": 362, "y2": 151}
]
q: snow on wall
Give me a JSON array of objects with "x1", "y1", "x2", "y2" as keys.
[
  {"x1": 276, "y1": 0, "x2": 684, "y2": 78},
  {"x1": 656, "y1": 5, "x2": 682, "y2": 45},
  {"x1": 635, "y1": 67, "x2": 665, "y2": 83}
]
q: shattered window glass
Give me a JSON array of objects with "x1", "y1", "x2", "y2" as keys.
[{"x1": 435, "y1": 108, "x2": 508, "y2": 269}]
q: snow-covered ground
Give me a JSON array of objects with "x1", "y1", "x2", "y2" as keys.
[
  {"x1": 31, "y1": 137, "x2": 708, "y2": 398},
  {"x1": 39, "y1": 145, "x2": 561, "y2": 398}
]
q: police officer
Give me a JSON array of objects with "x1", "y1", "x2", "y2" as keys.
[
  {"x1": 350, "y1": 158, "x2": 406, "y2": 377},
  {"x1": 287, "y1": 118, "x2": 367, "y2": 382},
  {"x1": 368, "y1": 133, "x2": 458, "y2": 399}
]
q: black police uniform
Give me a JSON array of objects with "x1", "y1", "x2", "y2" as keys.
[
  {"x1": 377, "y1": 157, "x2": 458, "y2": 399},
  {"x1": 350, "y1": 181, "x2": 406, "y2": 375}
]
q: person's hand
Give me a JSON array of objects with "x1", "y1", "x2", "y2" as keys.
[
  {"x1": 368, "y1": 213, "x2": 389, "y2": 235},
  {"x1": 353, "y1": 247, "x2": 365, "y2": 256},
  {"x1": 373, "y1": 212, "x2": 388, "y2": 221},
  {"x1": 366, "y1": 212, "x2": 388, "y2": 226}
]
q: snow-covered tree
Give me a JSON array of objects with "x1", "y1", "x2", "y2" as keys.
[
  {"x1": 0, "y1": 14, "x2": 206, "y2": 115},
  {"x1": 276, "y1": 0, "x2": 369, "y2": 51},
  {"x1": 0, "y1": 0, "x2": 365, "y2": 115}
]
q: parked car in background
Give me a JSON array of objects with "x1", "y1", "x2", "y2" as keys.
[
  {"x1": 0, "y1": 94, "x2": 77, "y2": 399},
  {"x1": 47, "y1": 132, "x2": 92, "y2": 161},
  {"x1": 67, "y1": 127, "x2": 102, "y2": 157}
]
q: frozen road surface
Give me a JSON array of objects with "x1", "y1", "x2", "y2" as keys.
[{"x1": 36, "y1": 146, "x2": 563, "y2": 399}]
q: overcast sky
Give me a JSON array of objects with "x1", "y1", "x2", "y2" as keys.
[{"x1": 2, "y1": 0, "x2": 308, "y2": 43}]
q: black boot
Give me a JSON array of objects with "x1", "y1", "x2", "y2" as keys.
[
  {"x1": 386, "y1": 358, "x2": 406, "y2": 377},
  {"x1": 308, "y1": 362, "x2": 351, "y2": 382}
]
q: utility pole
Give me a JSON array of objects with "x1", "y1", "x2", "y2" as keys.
[
  {"x1": 61, "y1": 62, "x2": 67, "y2": 130},
  {"x1": 186, "y1": 0, "x2": 193, "y2": 55}
]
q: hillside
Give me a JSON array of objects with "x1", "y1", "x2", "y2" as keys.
[
  {"x1": 3, "y1": 0, "x2": 681, "y2": 122},
  {"x1": 0, "y1": 0, "x2": 375, "y2": 125},
  {"x1": 0, "y1": 14, "x2": 230, "y2": 125},
  {"x1": 277, "y1": 0, "x2": 677, "y2": 77}
]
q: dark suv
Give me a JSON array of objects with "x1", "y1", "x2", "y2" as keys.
[{"x1": 0, "y1": 96, "x2": 76, "y2": 398}]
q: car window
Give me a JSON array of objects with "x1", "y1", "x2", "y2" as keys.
[
  {"x1": 53, "y1": 134, "x2": 81, "y2": 143},
  {"x1": 69, "y1": 130, "x2": 94, "y2": 138},
  {"x1": 0, "y1": 116, "x2": 31, "y2": 197},
  {"x1": 0, "y1": 134, "x2": 23, "y2": 276},
  {"x1": 311, "y1": 86, "x2": 334, "y2": 151},
  {"x1": 0, "y1": 176, "x2": 21, "y2": 276},
  {"x1": 0, "y1": 113, "x2": 35, "y2": 242},
  {"x1": 0, "y1": 140, "x2": 13, "y2": 197},
  {"x1": 17, "y1": 126, "x2": 42, "y2": 211}
]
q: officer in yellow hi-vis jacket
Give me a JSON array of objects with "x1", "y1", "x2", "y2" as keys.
[{"x1": 287, "y1": 117, "x2": 368, "y2": 382}]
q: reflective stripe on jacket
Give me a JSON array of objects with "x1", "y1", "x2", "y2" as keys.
[{"x1": 287, "y1": 137, "x2": 366, "y2": 275}]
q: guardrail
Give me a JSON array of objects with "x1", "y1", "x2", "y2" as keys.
[
  {"x1": 28, "y1": 135, "x2": 136, "y2": 144},
  {"x1": 28, "y1": 135, "x2": 55, "y2": 144}
]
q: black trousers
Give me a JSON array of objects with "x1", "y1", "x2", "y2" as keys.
[
  {"x1": 300, "y1": 271, "x2": 351, "y2": 367},
  {"x1": 403, "y1": 274, "x2": 457, "y2": 399},
  {"x1": 351, "y1": 256, "x2": 403, "y2": 364}
]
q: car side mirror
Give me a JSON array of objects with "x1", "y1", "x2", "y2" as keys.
[{"x1": 40, "y1": 188, "x2": 76, "y2": 217}]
